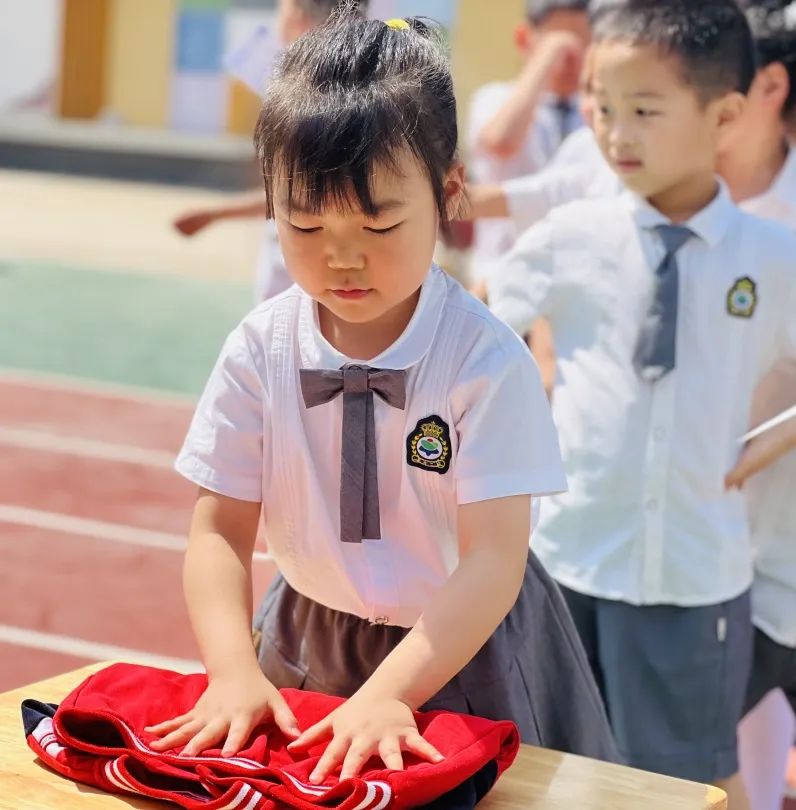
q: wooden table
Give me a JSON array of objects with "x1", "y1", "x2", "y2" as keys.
[{"x1": 0, "y1": 663, "x2": 727, "y2": 809}]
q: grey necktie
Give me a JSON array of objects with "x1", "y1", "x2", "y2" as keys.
[
  {"x1": 299, "y1": 365, "x2": 407, "y2": 544},
  {"x1": 633, "y1": 224, "x2": 694, "y2": 382},
  {"x1": 554, "y1": 97, "x2": 574, "y2": 145}
]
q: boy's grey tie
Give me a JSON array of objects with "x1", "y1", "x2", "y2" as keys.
[
  {"x1": 299, "y1": 365, "x2": 407, "y2": 544},
  {"x1": 634, "y1": 224, "x2": 694, "y2": 381}
]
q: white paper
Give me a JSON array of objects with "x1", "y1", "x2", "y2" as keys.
[{"x1": 738, "y1": 404, "x2": 796, "y2": 444}]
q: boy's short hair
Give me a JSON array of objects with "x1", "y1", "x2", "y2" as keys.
[
  {"x1": 740, "y1": 0, "x2": 796, "y2": 124},
  {"x1": 525, "y1": 0, "x2": 590, "y2": 25},
  {"x1": 297, "y1": 0, "x2": 369, "y2": 23},
  {"x1": 591, "y1": 0, "x2": 757, "y2": 102}
]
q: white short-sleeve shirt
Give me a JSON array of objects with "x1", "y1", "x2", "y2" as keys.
[
  {"x1": 488, "y1": 183, "x2": 796, "y2": 607},
  {"x1": 739, "y1": 145, "x2": 796, "y2": 646},
  {"x1": 176, "y1": 265, "x2": 566, "y2": 627},
  {"x1": 467, "y1": 82, "x2": 583, "y2": 274}
]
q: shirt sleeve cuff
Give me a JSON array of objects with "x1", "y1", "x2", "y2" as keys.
[
  {"x1": 456, "y1": 469, "x2": 568, "y2": 505},
  {"x1": 174, "y1": 454, "x2": 262, "y2": 503}
]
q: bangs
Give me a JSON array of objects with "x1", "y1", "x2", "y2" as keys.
[{"x1": 261, "y1": 89, "x2": 415, "y2": 217}]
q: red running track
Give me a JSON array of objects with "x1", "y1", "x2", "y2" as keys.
[{"x1": 0, "y1": 374, "x2": 274, "y2": 691}]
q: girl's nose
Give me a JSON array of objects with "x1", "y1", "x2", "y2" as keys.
[{"x1": 326, "y1": 240, "x2": 366, "y2": 271}]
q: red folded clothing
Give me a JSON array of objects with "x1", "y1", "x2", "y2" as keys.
[{"x1": 22, "y1": 662, "x2": 519, "y2": 809}]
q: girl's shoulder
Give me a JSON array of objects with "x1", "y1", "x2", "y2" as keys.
[{"x1": 437, "y1": 272, "x2": 535, "y2": 368}]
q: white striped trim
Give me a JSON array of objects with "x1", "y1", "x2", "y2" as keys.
[
  {"x1": 43, "y1": 738, "x2": 67, "y2": 757},
  {"x1": 282, "y1": 772, "x2": 329, "y2": 796},
  {"x1": 0, "y1": 624, "x2": 202, "y2": 672},
  {"x1": 0, "y1": 503, "x2": 271, "y2": 562},
  {"x1": 368, "y1": 781, "x2": 392, "y2": 810},
  {"x1": 32, "y1": 717, "x2": 67, "y2": 757},
  {"x1": 350, "y1": 781, "x2": 378, "y2": 810},
  {"x1": 112, "y1": 759, "x2": 139, "y2": 792},
  {"x1": 217, "y1": 783, "x2": 252, "y2": 810},
  {"x1": 0, "y1": 367, "x2": 197, "y2": 408},
  {"x1": 104, "y1": 759, "x2": 137, "y2": 794},
  {"x1": 0, "y1": 426, "x2": 176, "y2": 469},
  {"x1": 241, "y1": 790, "x2": 264, "y2": 810}
]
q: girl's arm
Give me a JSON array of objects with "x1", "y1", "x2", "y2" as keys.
[
  {"x1": 183, "y1": 489, "x2": 262, "y2": 678},
  {"x1": 147, "y1": 488, "x2": 300, "y2": 756},
  {"x1": 363, "y1": 494, "x2": 530, "y2": 705},
  {"x1": 290, "y1": 494, "x2": 531, "y2": 783}
]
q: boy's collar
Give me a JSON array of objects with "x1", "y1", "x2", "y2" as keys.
[
  {"x1": 624, "y1": 178, "x2": 735, "y2": 248},
  {"x1": 298, "y1": 264, "x2": 448, "y2": 372}
]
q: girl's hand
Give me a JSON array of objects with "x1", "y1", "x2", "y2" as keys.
[
  {"x1": 287, "y1": 694, "x2": 444, "y2": 784},
  {"x1": 145, "y1": 668, "x2": 300, "y2": 757}
]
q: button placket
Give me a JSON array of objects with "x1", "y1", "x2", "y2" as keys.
[{"x1": 641, "y1": 378, "x2": 676, "y2": 598}]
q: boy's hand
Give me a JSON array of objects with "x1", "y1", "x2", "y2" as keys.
[
  {"x1": 145, "y1": 668, "x2": 300, "y2": 757},
  {"x1": 287, "y1": 693, "x2": 444, "y2": 784},
  {"x1": 538, "y1": 30, "x2": 584, "y2": 71},
  {"x1": 173, "y1": 211, "x2": 217, "y2": 237}
]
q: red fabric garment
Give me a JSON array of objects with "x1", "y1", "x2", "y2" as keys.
[{"x1": 24, "y1": 663, "x2": 519, "y2": 809}]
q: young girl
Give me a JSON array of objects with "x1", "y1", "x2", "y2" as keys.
[{"x1": 147, "y1": 10, "x2": 617, "y2": 786}]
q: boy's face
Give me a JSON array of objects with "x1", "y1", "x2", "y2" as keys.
[
  {"x1": 592, "y1": 40, "x2": 735, "y2": 207},
  {"x1": 272, "y1": 151, "x2": 464, "y2": 329}
]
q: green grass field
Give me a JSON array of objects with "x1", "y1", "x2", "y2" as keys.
[{"x1": 0, "y1": 259, "x2": 253, "y2": 395}]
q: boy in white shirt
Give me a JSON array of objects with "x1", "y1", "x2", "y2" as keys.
[
  {"x1": 489, "y1": 0, "x2": 796, "y2": 804},
  {"x1": 466, "y1": 0, "x2": 591, "y2": 270}
]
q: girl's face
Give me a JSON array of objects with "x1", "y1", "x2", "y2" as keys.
[{"x1": 272, "y1": 151, "x2": 464, "y2": 329}]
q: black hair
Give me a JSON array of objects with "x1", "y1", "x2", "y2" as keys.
[
  {"x1": 591, "y1": 0, "x2": 758, "y2": 102},
  {"x1": 295, "y1": 0, "x2": 369, "y2": 23},
  {"x1": 526, "y1": 0, "x2": 590, "y2": 25},
  {"x1": 254, "y1": 8, "x2": 458, "y2": 233},
  {"x1": 739, "y1": 0, "x2": 796, "y2": 124}
]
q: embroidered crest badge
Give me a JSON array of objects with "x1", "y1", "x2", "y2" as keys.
[
  {"x1": 406, "y1": 416, "x2": 451, "y2": 474},
  {"x1": 727, "y1": 277, "x2": 757, "y2": 318}
]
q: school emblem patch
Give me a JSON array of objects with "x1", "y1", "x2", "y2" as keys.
[
  {"x1": 406, "y1": 416, "x2": 451, "y2": 474},
  {"x1": 726, "y1": 277, "x2": 757, "y2": 318}
]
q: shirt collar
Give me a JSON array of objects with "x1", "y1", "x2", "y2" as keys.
[
  {"x1": 744, "y1": 143, "x2": 796, "y2": 217},
  {"x1": 623, "y1": 178, "x2": 735, "y2": 248},
  {"x1": 298, "y1": 263, "x2": 448, "y2": 371}
]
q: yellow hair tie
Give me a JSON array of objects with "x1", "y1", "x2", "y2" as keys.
[{"x1": 385, "y1": 18, "x2": 410, "y2": 30}]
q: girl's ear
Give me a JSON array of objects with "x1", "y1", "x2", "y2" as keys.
[{"x1": 443, "y1": 162, "x2": 467, "y2": 221}]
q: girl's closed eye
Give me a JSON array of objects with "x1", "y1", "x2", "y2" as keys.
[
  {"x1": 290, "y1": 223, "x2": 323, "y2": 234},
  {"x1": 365, "y1": 222, "x2": 404, "y2": 235}
]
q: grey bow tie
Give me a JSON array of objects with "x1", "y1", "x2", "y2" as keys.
[
  {"x1": 634, "y1": 224, "x2": 694, "y2": 382},
  {"x1": 299, "y1": 364, "x2": 407, "y2": 544}
]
